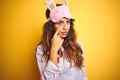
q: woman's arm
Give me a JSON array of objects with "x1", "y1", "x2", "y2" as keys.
[
  {"x1": 49, "y1": 28, "x2": 64, "y2": 66},
  {"x1": 82, "y1": 67, "x2": 88, "y2": 80},
  {"x1": 36, "y1": 45, "x2": 61, "y2": 80}
]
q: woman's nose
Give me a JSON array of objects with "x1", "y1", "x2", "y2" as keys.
[{"x1": 63, "y1": 23, "x2": 68, "y2": 29}]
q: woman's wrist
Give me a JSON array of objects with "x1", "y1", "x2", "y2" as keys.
[{"x1": 49, "y1": 48, "x2": 58, "y2": 66}]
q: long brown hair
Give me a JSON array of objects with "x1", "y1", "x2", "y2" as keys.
[{"x1": 38, "y1": 4, "x2": 84, "y2": 69}]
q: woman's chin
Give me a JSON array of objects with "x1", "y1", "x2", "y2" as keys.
[{"x1": 61, "y1": 35, "x2": 67, "y2": 38}]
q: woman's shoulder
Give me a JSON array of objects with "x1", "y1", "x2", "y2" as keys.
[
  {"x1": 37, "y1": 44, "x2": 42, "y2": 49},
  {"x1": 36, "y1": 44, "x2": 43, "y2": 55}
]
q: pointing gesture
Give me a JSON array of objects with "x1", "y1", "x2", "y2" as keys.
[
  {"x1": 51, "y1": 29, "x2": 64, "y2": 52},
  {"x1": 50, "y1": 29, "x2": 64, "y2": 66}
]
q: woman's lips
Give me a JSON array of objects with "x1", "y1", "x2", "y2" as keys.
[{"x1": 61, "y1": 32, "x2": 68, "y2": 35}]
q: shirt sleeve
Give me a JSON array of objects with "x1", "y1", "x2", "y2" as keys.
[
  {"x1": 36, "y1": 45, "x2": 61, "y2": 80},
  {"x1": 82, "y1": 67, "x2": 88, "y2": 80},
  {"x1": 77, "y1": 40, "x2": 88, "y2": 80}
]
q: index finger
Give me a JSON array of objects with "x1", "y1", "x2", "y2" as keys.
[{"x1": 54, "y1": 28, "x2": 60, "y2": 37}]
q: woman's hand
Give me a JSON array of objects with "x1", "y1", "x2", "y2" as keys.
[
  {"x1": 49, "y1": 29, "x2": 64, "y2": 66},
  {"x1": 51, "y1": 29, "x2": 64, "y2": 52}
]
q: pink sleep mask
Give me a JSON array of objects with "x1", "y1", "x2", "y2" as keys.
[{"x1": 45, "y1": 0, "x2": 72, "y2": 22}]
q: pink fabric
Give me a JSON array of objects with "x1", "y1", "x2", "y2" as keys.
[{"x1": 50, "y1": 5, "x2": 72, "y2": 22}]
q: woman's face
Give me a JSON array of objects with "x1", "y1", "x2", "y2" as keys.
[{"x1": 54, "y1": 18, "x2": 71, "y2": 38}]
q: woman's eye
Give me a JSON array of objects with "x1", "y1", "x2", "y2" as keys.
[
  {"x1": 67, "y1": 21, "x2": 70, "y2": 24},
  {"x1": 58, "y1": 22, "x2": 63, "y2": 26}
]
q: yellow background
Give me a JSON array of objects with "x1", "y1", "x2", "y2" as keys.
[{"x1": 0, "y1": 0, "x2": 120, "y2": 80}]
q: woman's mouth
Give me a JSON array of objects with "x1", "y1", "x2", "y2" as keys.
[{"x1": 61, "y1": 32, "x2": 68, "y2": 35}]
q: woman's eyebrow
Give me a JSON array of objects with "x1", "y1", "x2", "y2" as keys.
[
  {"x1": 67, "y1": 20, "x2": 70, "y2": 22},
  {"x1": 58, "y1": 20, "x2": 64, "y2": 23}
]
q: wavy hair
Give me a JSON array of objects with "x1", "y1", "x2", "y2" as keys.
[{"x1": 38, "y1": 4, "x2": 84, "y2": 69}]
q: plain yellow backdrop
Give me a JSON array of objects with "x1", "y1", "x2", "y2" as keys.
[{"x1": 0, "y1": 0, "x2": 120, "y2": 80}]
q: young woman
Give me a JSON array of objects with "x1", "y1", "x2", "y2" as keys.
[{"x1": 36, "y1": 0, "x2": 88, "y2": 80}]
